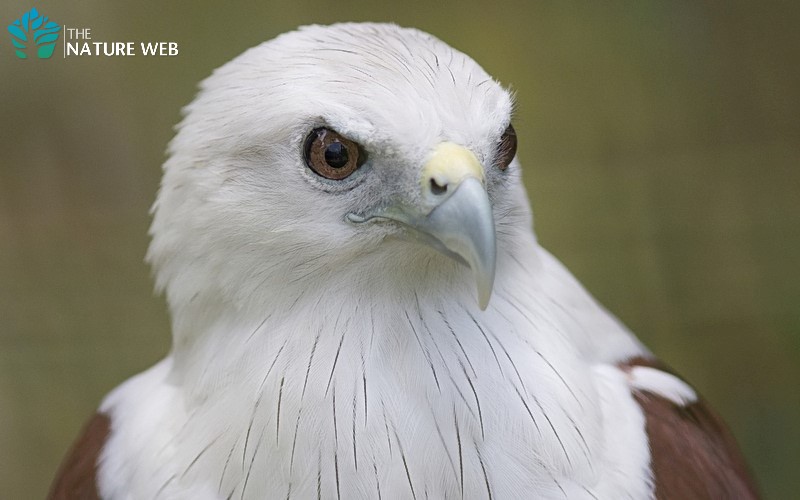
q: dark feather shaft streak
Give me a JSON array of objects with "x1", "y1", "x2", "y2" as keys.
[{"x1": 406, "y1": 311, "x2": 441, "y2": 392}]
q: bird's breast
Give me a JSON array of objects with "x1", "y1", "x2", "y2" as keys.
[{"x1": 98, "y1": 295, "x2": 652, "y2": 499}]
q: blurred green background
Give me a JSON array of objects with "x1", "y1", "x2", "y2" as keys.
[{"x1": 1, "y1": 0, "x2": 797, "y2": 498}]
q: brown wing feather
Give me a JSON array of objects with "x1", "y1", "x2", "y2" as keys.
[
  {"x1": 621, "y1": 357, "x2": 760, "y2": 500},
  {"x1": 48, "y1": 412, "x2": 110, "y2": 500}
]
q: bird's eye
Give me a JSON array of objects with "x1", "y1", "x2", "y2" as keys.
[
  {"x1": 304, "y1": 128, "x2": 366, "y2": 180},
  {"x1": 495, "y1": 124, "x2": 517, "y2": 171}
]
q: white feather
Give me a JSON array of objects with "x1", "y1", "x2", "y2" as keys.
[{"x1": 627, "y1": 366, "x2": 698, "y2": 406}]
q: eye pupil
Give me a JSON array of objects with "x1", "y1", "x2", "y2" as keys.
[{"x1": 325, "y1": 142, "x2": 349, "y2": 168}]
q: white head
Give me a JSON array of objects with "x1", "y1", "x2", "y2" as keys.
[{"x1": 147, "y1": 23, "x2": 534, "y2": 345}]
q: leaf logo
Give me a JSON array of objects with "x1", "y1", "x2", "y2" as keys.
[{"x1": 8, "y1": 7, "x2": 61, "y2": 59}]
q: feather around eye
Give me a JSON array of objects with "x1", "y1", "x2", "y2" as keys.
[
  {"x1": 495, "y1": 124, "x2": 517, "y2": 171},
  {"x1": 304, "y1": 128, "x2": 366, "y2": 180}
]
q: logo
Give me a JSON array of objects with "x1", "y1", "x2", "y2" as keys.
[{"x1": 8, "y1": 7, "x2": 61, "y2": 59}]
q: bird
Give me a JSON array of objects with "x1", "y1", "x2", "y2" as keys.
[{"x1": 49, "y1": 23, "x2": 759, "y2": 500}]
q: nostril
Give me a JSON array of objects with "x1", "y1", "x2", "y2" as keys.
[{"x1": 430, "y1": 178, "x2": 448, "y2": 196}]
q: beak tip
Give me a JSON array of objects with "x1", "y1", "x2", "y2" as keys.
[{"x1": 476, "y1": 271, "x2": 495, "y2": 311}]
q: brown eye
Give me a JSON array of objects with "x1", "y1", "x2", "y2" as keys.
[
  {"x1": 304, "y1": 128, "x2": 366, "y2": 180},
  {"x1": 495, "y1": 124, "x2": 517, "y2": 171}
]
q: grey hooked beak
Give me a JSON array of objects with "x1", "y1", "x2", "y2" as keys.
[
  {"x1": 415, "y1": 176, "x2": 496, "y2": 309},
  {"x1": 348, "y1": 142, "x2": 497, "y2": 309}
]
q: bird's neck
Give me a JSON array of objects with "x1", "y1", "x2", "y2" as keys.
[
  {"x1": 102, "y1": 230, "x2": 655, "y2": 498},
  {"x1": 107, "y1": 239, "x2": 655, "y2": 498},
  {"x1": 166, "y1": 237, "x2": 547, "y2": 396},
  {"x1": 167, "y1": 240, "x2": 598, "y2": 453}
]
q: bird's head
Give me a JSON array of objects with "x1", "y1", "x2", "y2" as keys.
[{"x1": 148, "y1": 23, "x2": 534, "y2": 332}]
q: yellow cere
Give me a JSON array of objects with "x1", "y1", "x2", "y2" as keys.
[{"x1": 420, "y1": 142, "x2": 485, "y2": 191}]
